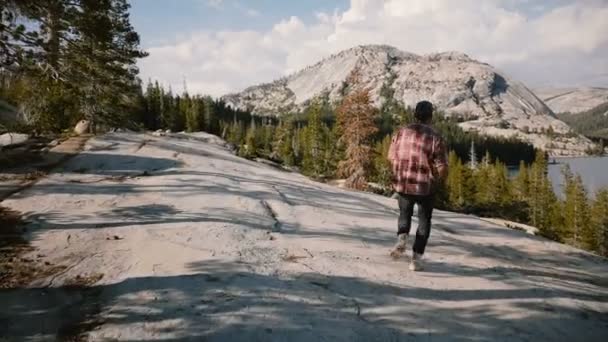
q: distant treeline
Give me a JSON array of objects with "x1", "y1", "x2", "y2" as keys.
[
  {"x1": 440, "y1": 151, "x2": 608, "y2": 257},
  {"x1": 557, "y1": 102, "x2": 608, "y2": 148},
  {"x1": 137, "y1": 81, "x2": 537, "y2": 166}
]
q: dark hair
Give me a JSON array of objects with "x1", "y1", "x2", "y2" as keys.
[{"x1": 414, "y1": 101, "x2": 433, "y2": 123}]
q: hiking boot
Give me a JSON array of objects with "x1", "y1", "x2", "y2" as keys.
[
  {"x1": 390, "y1": 234, "x2": 407, "y2": 259},
  {"x1": 409, "y1": 253, "x2": 423, "y2": 271}
]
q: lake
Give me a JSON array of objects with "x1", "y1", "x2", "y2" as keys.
[{"x1": 547, "y1": 157, "x2": 608, "y2": 197}]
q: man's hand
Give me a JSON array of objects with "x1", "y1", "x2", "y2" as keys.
[{"x1": 436, "y1": 164, "x2": 448, "y2": 180}]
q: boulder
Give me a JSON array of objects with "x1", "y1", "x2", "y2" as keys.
[
  {"x1": 0, "y1": 133, "x2": 30, "y2": 147},
  {"x1": 74, "y1": 120, "x2": 90, "y2": 135}
]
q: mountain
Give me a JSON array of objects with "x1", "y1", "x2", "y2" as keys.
[
  {"x1": 223, "y1": 45, "x2": 594, "y2": 156},
  {"x1": 534, "y1": 87, "x2": 608, "y2": 114},
  {"x1": 557, "y1": 101, "x2": 608, "y2": 141}
]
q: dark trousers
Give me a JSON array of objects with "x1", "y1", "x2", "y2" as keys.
[{"x1": 397, "y1": 193, "x2": 434, "y2": 255}]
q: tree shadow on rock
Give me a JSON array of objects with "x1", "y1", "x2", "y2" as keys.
[{"x1": 2, "y1": 259, "x2": 608, "y2": 341}]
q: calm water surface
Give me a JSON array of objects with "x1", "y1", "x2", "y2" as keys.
[{"x1": 547, "y1": 157, "x2": 608, "y2": 197}]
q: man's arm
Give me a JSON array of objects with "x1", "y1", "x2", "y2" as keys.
[
  {"x1": 387, "y1": 130, "x2": 401, "y2": 163},
  {"x1": 432, "y1": 137, "x2": 449, "y2": 180},
  {"x1": 436, "y1": 161, "x2": 448, "y2": 179}
]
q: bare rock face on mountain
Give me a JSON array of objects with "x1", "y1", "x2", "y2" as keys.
[
  {"x1": 534, "y1": 87, "x2": 608, "y2": 114},
  {"x1": 224, "y1": 45, "x2": 594, "y2": 156}
]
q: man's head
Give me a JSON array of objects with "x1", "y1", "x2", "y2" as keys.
[{"x1": 414, "y1": 101, "x2": 433, "y2": 124}]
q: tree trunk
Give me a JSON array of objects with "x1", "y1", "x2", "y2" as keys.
[{"x1": 46, "y1": 1, "x2": 62, "y2": 70}]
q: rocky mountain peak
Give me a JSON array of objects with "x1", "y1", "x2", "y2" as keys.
[{"x1": 223, "y1": 45, "x2": 595, "y2": 156}]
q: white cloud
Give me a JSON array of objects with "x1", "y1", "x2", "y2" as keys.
[
  {"x1": 273, "y1": 16, "x2": 305, "y2": 36},
  {"x1": 207, "y1": 0, "x2": 260, "y2": 17},
  {"x1": 205, "y1": 0, "x2": 224, "y2": 9},
  {"x1": 232, "y1": 2, "x2": 260, "y2": 17},
  {"x1": 245, "y1": 8, "x2": 260, "y2": 17},
  {"x1": 139, "y1": 0, "x2": 608, "y2": 97}
]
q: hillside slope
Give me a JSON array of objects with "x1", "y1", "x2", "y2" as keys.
[
  {"x1": 558, "y1": 101, "x2": 608, "y2": 140},
  {"x1": 535, "y1": 87, "x2": 608, "y2": 114},
  {"x1": 0, "y1": 132, "x2": 607, "y2": 341},
  {"x1": 224, "y1": 45, "x2": 594, "y2": 156}
]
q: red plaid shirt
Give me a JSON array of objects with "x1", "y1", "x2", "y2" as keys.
[{"x1": 388, "y1": 124, "x2": 448, "y2": 196}]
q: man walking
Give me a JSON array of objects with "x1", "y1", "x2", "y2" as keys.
[{"x1": 388, "y1": 101, "x2": 448, "y2": 271}]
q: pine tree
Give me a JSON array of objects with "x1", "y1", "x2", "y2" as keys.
[
  {"x1": 446, "y1": 151, "x2": 472, "y2": 209},
  {"x1": 291, "y1": 124, "x2": 302, "y2": 165},
  {"x1": 529, "y1": 151, "x2": 558, "y2": 239},
  {"x1": 196, "y1": 97, "x2": 207, "y2": 132},
  {"x1": 577, "y1": 174, "x2": 595, "y2": 251},
  {"x1": 529, "y1": 151, "x2": 546, "y2": 228},
  {"x1": 142, "y1": 80, "x2": 160, "y2": 129},
  {"x1": 6, "y1": 0, "x2": 73, "y2": 71},
  {"x1": 514, "y1": 161, "x2": 530, "y2": 201},
  {"x1": 372, "y1": 135, "x2": 393, "y2": 190},
  {"x1": 462, "y1": 163, "x2": 476, "y2": 209},
  {"x1": 493, "y1": 161, "x2": 512, "y2": 205},
  {"x1": 159, "y1": 87, "x2": 171, "y2": 129},
  {"x1": 1, "y1": 1, "x2": 32, "y2": 67},
  {"x1": 241, "y1": 118, "x2": 258, "y2": 158},
  {"x1": 66, "y1": 0, "x2": 148, "y2": 128},
  {"x1": 1, "y1": 1, "x2": 75, "y2": 130},
  {"x1": 335, "y1": 74, "x2": 378, "y2": 190},
  {"x1": 227, "y1": 121, "x2": 244, "y2": 146},
  {"x1": 562, "y1": 165, "x2": 592, "y2": 248},
  {"x1": 259, "y1": 120, "x2": 275, "y2": 157},
  {"x1": 203, "y1": 97, "x2": 219, "y2": 135},
  {"x1": 302, "y1": 101, "x2": 326, "y2": 177},
  {"x1": 273, "y1": 119, "x2": 296, "y2": 165},
  {"x1": 473, "y1": 152, "x2": 493, "y2": 206},
  {"x1": 330, "y1": 121, "x2": 346, "y2": 173},
  {"x1": 1, "y1": 0, "x2": 147, "y2": 132},
  {"x1": 591, "y1": 188, "x2": 608, "y2": 256},
  {"x1": 320, "y1": 124, "x2": 337, "y2": 177},
  {"x1": 184, "y1": 95, "x2": 200, "y2": 132}
]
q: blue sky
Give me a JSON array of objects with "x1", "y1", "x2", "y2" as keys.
[
  {"x1": 130, "y1": 0, "x2": 349, "y2": 47},
  {"x1": 129, "y1": 0, "x2": 608, "y2": 97}
]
